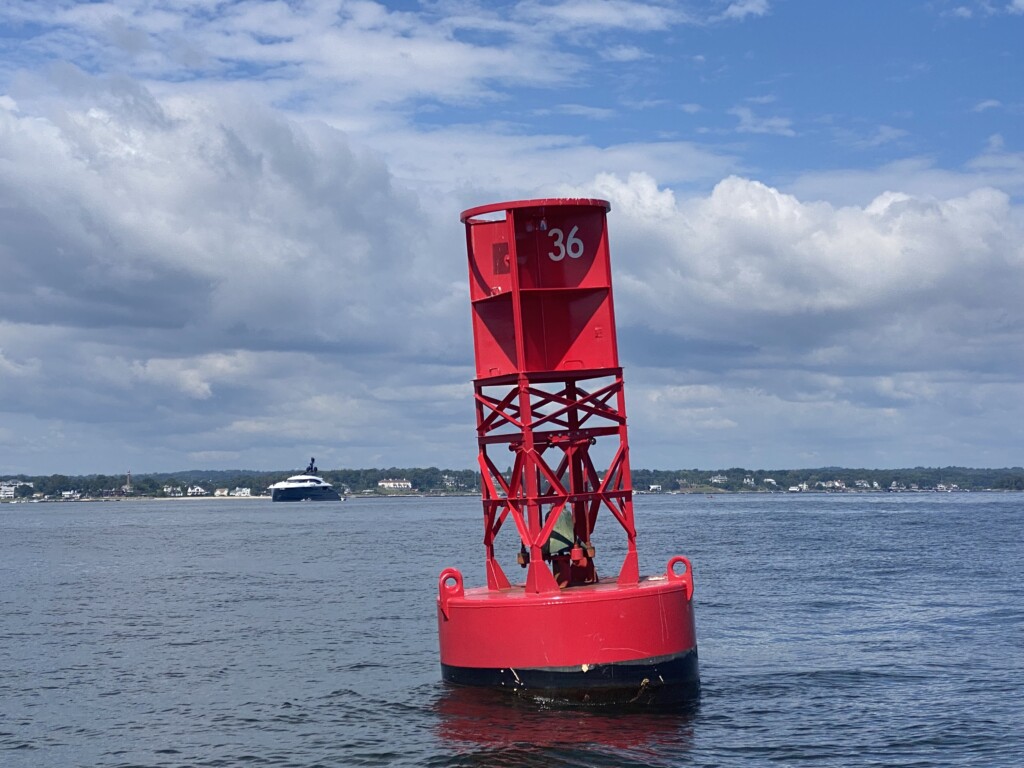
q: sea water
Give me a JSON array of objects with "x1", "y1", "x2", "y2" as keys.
[{"x1": 2, "y1": 493, "x2": 1022, "y2": 767}]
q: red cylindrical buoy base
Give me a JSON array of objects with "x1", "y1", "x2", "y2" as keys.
[{"x1": 437, "y1": 557, "x2": 699, "y2": 707}]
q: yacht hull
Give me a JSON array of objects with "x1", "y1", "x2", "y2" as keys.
[{"x1": 271, "y1": 487, "x2": 341, "y2": 502}]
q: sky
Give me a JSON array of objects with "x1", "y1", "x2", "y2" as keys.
[{"x1": 1, "y1": 0, "x2": 1022, "y2": 476}]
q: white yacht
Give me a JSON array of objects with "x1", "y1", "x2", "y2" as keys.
[{"x1": 268, "y1": 458, "x2": 342, "y2": 502}]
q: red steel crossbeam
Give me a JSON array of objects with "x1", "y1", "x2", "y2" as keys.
[{"x1": 522, "y1": 381, "x2": 624, "y2": 432}]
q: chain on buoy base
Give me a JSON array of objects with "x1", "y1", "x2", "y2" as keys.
[{"x1": 438, "y1": 557, "x2": 699, "y2": 707}]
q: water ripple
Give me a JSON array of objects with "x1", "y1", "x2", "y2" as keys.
[{"x1": 2, "y1": 494, "x2": 1021, "y2": 767}]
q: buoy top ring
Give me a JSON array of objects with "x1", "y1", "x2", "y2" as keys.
[{"x1": 460, "y1": 197, "x2": 610, "y2": 222}]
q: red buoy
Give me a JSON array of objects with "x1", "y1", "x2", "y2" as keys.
[{"x1": 438, "y1": 198, "x2": 699, "y2": 706}]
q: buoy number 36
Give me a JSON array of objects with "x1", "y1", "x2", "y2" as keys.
[{"x1": 547, "y1": 226, "x2": 584, "y2": 261}]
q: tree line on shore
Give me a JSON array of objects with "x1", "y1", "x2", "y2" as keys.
[
  {"x1": 632, "y1": 466, "x2": 1024, "y2": 492},
  {"x1": 3, "y1": 465, "x2": 1023, "y2": 499},
  {"x1": 1, "y1": 467, "x2": 481, "y2": 498}
]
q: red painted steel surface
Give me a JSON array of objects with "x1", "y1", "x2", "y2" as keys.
[
  {"x1": 460, "y1": 198, "x2": 642, "y2": 594},
  {"x1": 464, "y1": 200, "x2": 618, "y2": 378},
  {"x1": 438, "y1": 560, "x2": 696, "y2": 669},
  {"x1": 440, "y1": 198, "x2": 698, "y2": 697}
]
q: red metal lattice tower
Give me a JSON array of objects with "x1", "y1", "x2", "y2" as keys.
[
  {"x1": 462, "y1": 198, "x2": 640, "y2": 593},
  {"x1": 437, "y1": 198, "x2": 699, "y2": 706}
]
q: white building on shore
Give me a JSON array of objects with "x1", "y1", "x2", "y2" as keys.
[{"x1": 378, "y1": 478, "x2": 413, "y2": 490}]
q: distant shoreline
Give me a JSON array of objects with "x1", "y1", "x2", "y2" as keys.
[
  {"x1": 1, "y1": 494, "x2": 272, "y2": 503},
  {"x1": 5, "y1": 466, "x2": 1023, "y2": 499},
  {"x1": 0, "y1": 491, "x2": 489, "y2": 504},
  {"x1": 5, "y1": 488, "x2": 1022, "y2": 506}
]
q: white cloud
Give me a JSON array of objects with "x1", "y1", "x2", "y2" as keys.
[
  {"x1": 128, "y1": 353, "x2": 264, "y2": 400},
  {"x1": 1, "y1": 2, "x2": 1022, "y2": 474},
  {"x1": 716, "y1": 0, "x2": 771, "y2": 22},
  {"x1": 836, "y1": 124, "x2": 909, "y2": 149},
  {"x1": 601, "y1": 45, "x2": 653, "y2": 62},
  {"x1": 0, "y1": 72, "x2": 481, "y2": 472},
  {"x1": 350, "y1": 122, "x2": 738, "y2": 202},
  {"x1": 3, "y1": 1, "x2": 582, "y2": 122},
  {"x1": 790, "y1": 152, "x2": 1024, "y2": 207},
  {"x1": 0, "y1": 76, "x2": 447, "y2": 349},
  {"x1": 729, "y1": 105, "x2": 795, "y2": 136},
  {"x1": 598, "y1": 174, "x2": 1023, "y2": 337},
  {"x1": 516, "y1": 0, "x2": 683, "y2": 31},
  {"x1": 0, "y1": 348, "x2": 40, "y2": 378},
  {"x1": 542, "y1": 103, "x2": 618, "y2": 120},
  {"x1": 549, "y1": 172, "x2": 1024, "y2": 467}
]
